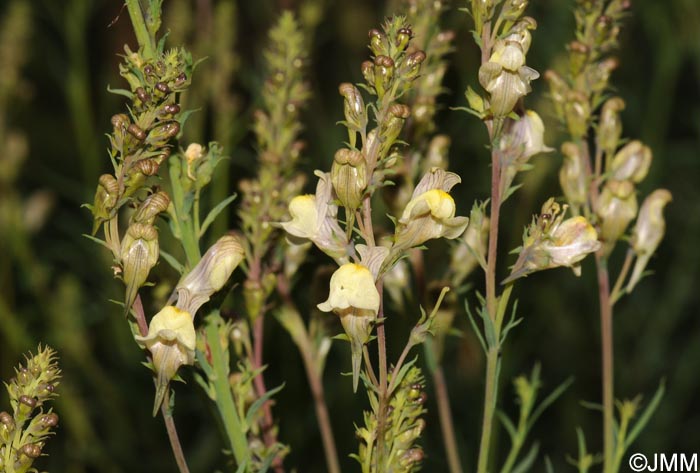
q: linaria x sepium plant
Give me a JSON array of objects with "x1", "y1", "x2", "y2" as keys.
[{"x1": 73, "y1": 1, "x2": 673, "y2": 472}]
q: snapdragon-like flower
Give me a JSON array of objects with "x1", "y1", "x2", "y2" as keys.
[
  {"x1": 499, "y1": 110, "x2": 553, "y2": 195},
  {"x1": 596, "y1": 179, "x2": 638, "y2": 253},
  {"x1": 610, "y1": 140, "x2": 652, "y2": 183},
  {"x1": 281, "y1": 171, "x2": 348, "y2": 263},
  {"x1": 175, "y1": 234, "x2": 245, "y2": 315},
  {"x1": 394, "y1": 168, "x2": 468, "y2": 250},
  {"x1": 478, "y1": 21, "x2": 539, "y2": 117},
  {"x1": 504, "y1": 199, "x2": 601, "y2": 283},
  {"x1": 559, "y1": 141, "x2": 588, "y2": 211},
  {"x1": 135, "y1": 305, "x2": 196, "y2": 415},
  {"x1": 626, "y1": 189, "x2": 672, "y2": 292},
  {"x1": 317, "y1": 263, "x2": 379, "y2": 392}
]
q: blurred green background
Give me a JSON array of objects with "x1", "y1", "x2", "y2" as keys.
[{"x1": 1, "y1": 0, "x2": 699, "y2": 472}]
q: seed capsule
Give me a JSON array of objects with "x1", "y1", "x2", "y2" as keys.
[{"x1": 127, "y1": 124, "x2": 147, "y2": 141}]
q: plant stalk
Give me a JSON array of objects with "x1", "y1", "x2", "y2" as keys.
[
  {"x1": 125, "y1": 0, "x2": 157, "y2": 59},
  {"x1": 433, "y1": 366, "x2": 464, "y2": 473},
  {"x1": 596, "y1": 253, "x2": 614, "y2": 473}
]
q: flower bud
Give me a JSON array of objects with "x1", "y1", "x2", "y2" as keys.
[
  {"x1": 91, "y1": 174, "x2": 119, "y2": 233},
  {"x1": 135, "y1": 306, "x2": 196, "y2": 415},
  {"x1": 568, "y1": 41, "x2": 589, "y2": 76},
  {"x1": 176, "y1": 234, "x2": 245, "y2": 315},
  {"x1": 120, "y1": 223, "x2": 159, "y2": 316},
  {"x1": 396, "y1": 27, "x2": 413, "y2": 52},
  {"x1": 610, "y1": 140, "x2": 652, "y2": 183},
  {"x1": 338, "y1": 83, "x2": 366, "y2": 134},
  {"x1": 564, "y1": 90, "x2": 590, "y2": 139},
  {"x1": 490, "y1": 40, "x2": 526, "y2": 71},
  {"x1": 331, "y1": 148, "x2": 367, "y2": 210},
  {"x1": 361, "y1": 60, "x2": 375, "y2": 86},
  {"x1": 597, "y1": 97, "x2": 625, "y2": 157},
  {"x1": 403, "y1": 50, "x2": 426, "y2": 80},
  {"x1": 501, "y1": 0, "x2": 528, "y2": 21},
  {"x1": 132, "y1": 191, "x2": 170, "y2": 225},
  {"x1": 544, "y1": 69, "x2": 569, "y2": 120},
  {"x1": 317, "y1": 263, "x2": 379, "y2": 392},
  {"x1": 626, "y1": 189, "x2": 672, "y2": 291},
  {"x1": 596, "y1": 179, "x2": 638, "y2": 253},
  {"x1": 374, "y1": 55, "x2": 395, "y2": 98},
  {"x1": 559, "y1": 142, "x2": 588, "y2": 209},
  {"x1": 368, "y1": 28, "x2": 386, "y2": 56},
  {"x1": 380, "y1": 104, "x2": 411, "y2": 156},
  {"x1": 587, "y1": 56, "x2": 618, "y2": 93}
]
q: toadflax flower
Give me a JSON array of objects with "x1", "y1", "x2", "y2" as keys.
[
  {"x1": 504, "y1": 198, "x2": 601, "y2": 283},
  {"x1": 393, "y1": 168, "x2": 468, "y2": 251},
  {"x1": 280, "y1": 171, "x2": 349, "y2": 263},
  {"x1": 478, "y1": 21, "x2": 539, "y2": 117},
  {"x1": 499, "y1": 110, "x2": 553, "y2": 196},
  {"x1": 135, "y1": 305, "x2": 196, "y2": 415},
  {"x1": 121, "y1": 222, "x2": 159, "y2": 317},
  {"x1": 595, "y1": 179, "x2": 638, "y2": 254},
  {"x1": 317, "y1": 263, "x2": 380, "y2": 392},
  {"x1": 175, "y1": 234, "x2": 245, "y2": 315},
  {"x1": 626, "y1": 189, "x2": 672, "y2": 292}
]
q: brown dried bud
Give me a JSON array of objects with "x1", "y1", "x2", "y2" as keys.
[
  {"x1": 21, "y1": 443, "x2": 42, "y2": 459},
  {"x1": 396, "y1": 27, "x2": 413, "y2": 51},
  {"x1": 403, "y1": 50, "x2": 426, "y2": 79},
  {"x1": 361, "y1": 60, "x2": 375, "y2": 86},
  {"x1": 368, "y1": 28, "x2": 386, "y2": 56},
  {"x1": 175, "y1": 72, "x2": 187, "y2": 87},
  {"x1": 133, "y1": 191, "x2": 170, "y2": 225},
  {"x1": 162, "y1": 103, "x2": 181, "y2": 116},
  {"x1": 127, "y1": 124, "x2": 147, "y2": 141},
  {"x1": 39, "y1": 412, "x2": 59, "y2": 428},
  {"x1": 155, "y1": 82, "x2": 170, "y2": 95},
  {"x1": 135, "y1": 87, "x2": 150, "y2": 105},
  {"x1": 143, "y1": 64, "x2": 155, "y2": 76},
  {"x1": 136, "y1": 158, "x2": 160, "y2": 176}
]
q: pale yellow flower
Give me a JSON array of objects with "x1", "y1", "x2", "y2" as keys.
[
  {"x1": 627, "y1": 189, "x2": 672, "y2": 291},
  {"x1": 318, "y1": 263, "x2": 379, "y2": 392},
  {"x1": 135, "y1": 306, "x2": 196, "y2": 415}
]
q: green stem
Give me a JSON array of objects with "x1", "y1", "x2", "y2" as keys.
[
  {"x1": 205, "y1": 320, "x2": 250, "y2": 467},
  {"x1": 596, "y1": 253, "x2": 614, "y2": 473},
  {"x1": 125, "y1": 0, "x2": 157, "y2": 59}
]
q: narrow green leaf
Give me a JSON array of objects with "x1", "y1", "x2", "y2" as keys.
[
  {"x1": 160, "y1": 248, "x2": 185, "y2": 274},
  {"x1": 496, "y1": 410, "x2": 517, "y2": 440},
  {"x1": 199, "y1": 194, "x2": 237, "y2": 238},
  {"x1": 245, "y1": 383, "x2": 286, "y2": 428},
  {"x1": 624, "y1": 379, "x2": 665, "y2": 449},
  {"x1": 512, "y1": 442, "x2": 540, "y2": 473},
  {"x1": 465, "y1": 301, "x2": 487, "y2": 353},
  {"x1": 528, "y1": 377, "x2": 575, "y2": 430}
]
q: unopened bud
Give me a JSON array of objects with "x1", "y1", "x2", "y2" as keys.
[
  {"x1": 501, "y1": 0, "x2": 528, "y2": 21},
  {"x1": 120, "y1": 223, "x2": 159, "y2": 316},
  {"x1": 369, "y1": 28, "x2": 386, "y2": 56},
  {"x1": 396, "y1": 27, "x2": 412, "y2": 51},
  {"x1": 596, "y1": 180, "x2": 638, "y2": 252},
  {"x1": 597, "y1": 97, "x2": 625, "y2": 157},
  {"x1": 559, "y1": 142, "x2": 588, "y2": 208},
  {"x1": 544, "y1": 69, "x2": 569, "y2": 119},
  {"x1": 610, "y1": 140, "x2": 652, "y2": 183},
  {"x1": 338, "y1": 83, "x2": 366, "y2": 135},
  {"x1": 568, "y1": 41, "x2": 589, "y2": 76},
  {"x1": 133, "y1": 191, "x2": 170, "y2": 225},
  {"x1": 91, "y1": 174, "x2": 119, "y2": 231},
  {"x1": 564, "y1": 91, "x2": 590, "y2": 139},
  {"x1": 331, "y1": 148, "x2": 367, "y2": 210}
]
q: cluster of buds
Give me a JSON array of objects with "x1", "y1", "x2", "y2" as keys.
[
  {"x1": 545, "y1": 0, "x2": 630, "y2": 138},
  {"x1": 355, "y1": 366, "x2": 427, "y2": 472},
  {"x1": 89, "y1": 45, "x2": 192, "y2": 232},
  {"x1": 471, "y1": 14, "x2": 539, "y2": 118},
  {"x1": 504, "y1": 198, "x2": 601, "y2": 283},
  {"x1": 0, "y1": 346, "x2": 60, "y2": 472}
]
